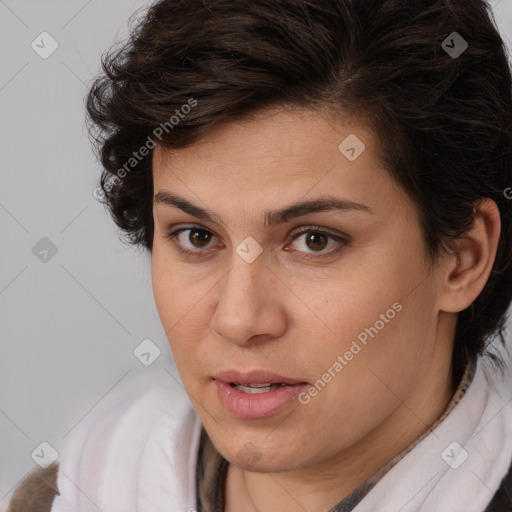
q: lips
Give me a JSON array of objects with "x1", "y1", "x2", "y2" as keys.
[
  {"x1": 214, "y1": 370, "x2": 307, "y2": 386},
  {"x1": 213, "y1": 370, "x2": 309, "y2": 419},
  {"x1": 231, "y1": 382, "x2": 286, "y2": 393}
]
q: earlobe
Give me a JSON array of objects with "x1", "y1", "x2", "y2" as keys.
[{"x1": 439, "y1": 198, "x2": 501, "y2": 314}]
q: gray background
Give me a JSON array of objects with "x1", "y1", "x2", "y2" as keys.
[{"x1": 0, "y1": 0, "x2": 511, "y2": 508}]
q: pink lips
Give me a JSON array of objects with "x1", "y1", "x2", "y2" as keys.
[{"x1": 214, "y1": 370, "x2": 308, "y2": 419}]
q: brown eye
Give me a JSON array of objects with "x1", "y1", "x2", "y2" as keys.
[
  {"x1": 287, "y1": 227, "x2": 349, "y2": 259},
  {"x1": 189, "y1": 228, "x2": 212, "y2": 248},
  {"x1": 304, "y1": 231, "x2": 329, "y2": 252},
  {"x1": 165, "y1": 225, "x2": 347, "y2": 261},
  {"x1": 164, "y1": 226, "x2": 218, "y2": 258}
]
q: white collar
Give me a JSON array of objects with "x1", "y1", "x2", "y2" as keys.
[
  {"x1": 51, "y1": 356, "x2": 512, "y2": 512},
  {"x1": 354, "y1": 357, "x2": 512, "y2": 512}
]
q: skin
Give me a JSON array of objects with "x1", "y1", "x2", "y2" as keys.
[{"x1": 151, "y1": 106, "x2": 500, "y2": 512}]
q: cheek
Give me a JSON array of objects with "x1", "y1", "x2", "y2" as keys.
[
  {"x1": 152, "y1": 250, "x2": 193, "y2": 342},
  {"x1": 301, "y1": 279, "x2": 438, "y2": 442},
  {"x1": 151, "y1": 249, "x2": 215, "y2": 378},
  {"x1": 285, "y1": 262, "x2": 406, "y2": 361},
  {"x1": 295, "y1": 251, "x2": 437, "y2": 406},
  {"x1": 152, "y1": 242, "x2": 199, "y2": 322},
  {"x1": 151, "y1": 253, "x2": 176, "y2": 329}
]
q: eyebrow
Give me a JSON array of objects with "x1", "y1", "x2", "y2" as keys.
[{"x1": 153, "y1": 191, "x2": 374, "y2": 229}]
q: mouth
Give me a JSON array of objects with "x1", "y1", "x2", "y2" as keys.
[
  {"x1": 229, "y1": 382, "x2": 289, "y2": 394},
  {"x1": 213, "y1": 370, "x2": 309, "y2": 419},
  {"x1": 214, "y1": 369, "x2": 308, "y2": 388}
]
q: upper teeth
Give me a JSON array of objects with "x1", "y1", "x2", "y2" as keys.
[{"x1": 234, "y1": 383, "x2": 284, "y2": 393}]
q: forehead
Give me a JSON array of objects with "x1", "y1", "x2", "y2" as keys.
[
  {"x1": 153, "y1": 107, "x2": 380, "y2": 179},
  {"x1": 151, "y1": 107, "x2": 406, "y2": 227}
]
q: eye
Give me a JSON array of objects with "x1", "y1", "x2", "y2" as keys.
[
  {"x1": 164, "y1": 225, "x2": 349, "y2": 260},
  {"x1": 164, "y1": 225, "x2": 220, "y2": 259},
  {"x1": 286, "y1": 227, "x2": 349, "y2": 259}
]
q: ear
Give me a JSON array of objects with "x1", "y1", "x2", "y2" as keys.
[{"x1": 439, "y1": 198, "x2": 501, "y2": 314}]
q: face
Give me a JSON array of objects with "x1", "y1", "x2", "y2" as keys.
[{"x1": 151, "y1": 106, "x2": 450, "y2": 473}]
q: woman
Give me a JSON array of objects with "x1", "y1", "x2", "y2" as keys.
[{"x1": 8, "y1": 0, "x2": 512, "y2": 510}]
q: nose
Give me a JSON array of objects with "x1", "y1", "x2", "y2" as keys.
[{"x1": 210, "y1": 249, "x2": 287, "y2": 347}]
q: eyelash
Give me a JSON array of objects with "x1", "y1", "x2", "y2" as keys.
[{"x1": 164, "y1": 225, "x2": 349, "y2": 261}]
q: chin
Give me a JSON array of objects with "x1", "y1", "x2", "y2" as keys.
[{"x1": 217, "y1": 433, "x2": 305, "y2": 473}]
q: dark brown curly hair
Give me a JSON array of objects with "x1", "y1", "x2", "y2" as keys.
[{"x1": 86, "y1": 0, "x2": 512, "y2": 378}]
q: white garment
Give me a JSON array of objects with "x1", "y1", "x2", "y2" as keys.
[
  {"x1": 51, "y1": 372, "x2": 202, "y2": 512},
  {"x1": 51, "y1": 358, "x2": 512, "y2": 512}
]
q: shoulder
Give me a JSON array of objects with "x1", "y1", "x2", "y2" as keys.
[
  {"x1": 8, "y1": 374, "x2": 194, "y2": 512},
  {"x1": 7, "y1": 463, "x2": 59, "y2": 512},
  {"x1": 485, "y1": 455, "x2": 512, "y2": 512},
  {"x1": 60, "y1": 371, "x2": 190, "y2": 457},
  {"x1": 54, "y1": 374, "x2": 196, "y2": 509}
]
